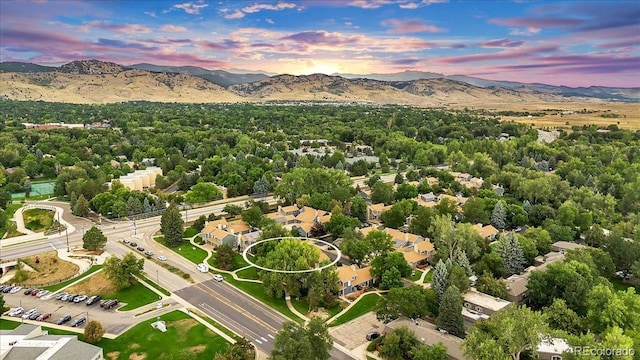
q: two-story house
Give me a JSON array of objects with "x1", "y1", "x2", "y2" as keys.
[
  {"x1": 200, "y1": 219, "x2": 253, "y2": 248},
  {"x1": 337, "y1": 265, "x2": 374, "y2": 296},
  {"x1": 461, "y1": 290, "x2": 511, "y2": 328},
  {"x1": 366, "y1": 203, "x2": 391, "y2": 222}
]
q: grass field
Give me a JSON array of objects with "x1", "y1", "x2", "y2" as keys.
[
  {"x1": 423, "y1": 270, "x2": 433, "y2": 284},
  {"x1": 183, "y1": 227, "x2": 199, "y2": 238},
  {"x1": 18, "y1": 251, "x2": 79, "y2": 286},
  {"x1": 290, "y1": 298, "x2": 343, "y2": 319},
  {"x1": 330, "y1": 293, "x2": 380, "y2": 327},
  {"x1": 65, "y1": 272, "x2": 160, "y2": 311},
  {"x1": 235, "y1": 266, "x2": 259, "y2": 280},
  {"x1": 137, "y1": 274, "x2": 171, "y2": 296},
  {"x1": 43, "y1": 265, "x2": 103, "y2": 292},
  {"x1": 2, "y1": 312, "x2": 231, "y2": 360},
  {"x1": 155, "y1": 236, "x2": 208, "y2": 265},
  {"x1": 407, "y1": 269, "x2": 423, "y2": 282},
  {"x1": 22, "y1": 208, "x2": 55, "y2": 232}
]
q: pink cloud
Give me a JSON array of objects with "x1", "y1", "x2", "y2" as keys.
[
  {"x1": 400, "y1": 0, "x2": 448, "y2": 9},
  {"x1": 437, "y1": 45, "x2": 559, "y2": 64},
  {"x1": 174, "y1": 2, "x2": 208, "y2": 15},
  {"x1": 480, "y1": 38, "x2": 525, "y2": 48},
  {"x1": 381, "y1": 18, "x2": 446, "y2": 34},
  {"x1": 347, "y1": 0, "x2": 396, "y2": 9},
  {"x1": 242, "y1": 2, "x2": 296, "y2": 14},
  {"x1": 224, "y1": 10, "x2": 245, "y2": 19},
  {"x1": 80, "y1": 21, "x2": 151, "y2": 34},
  {"x1": 160, "y1": 25, "x2": 188, "y2": 32},
  {"x1": 508, "y1": 27, "x2": 541, "y2": 36}
]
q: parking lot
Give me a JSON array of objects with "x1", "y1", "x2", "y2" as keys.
[
  {"x1": 329, "y1": 312, "x2": 385, "y2": 350},
  {"x1": 1, "y1": 286, "x2": 178, "y2": 334}
]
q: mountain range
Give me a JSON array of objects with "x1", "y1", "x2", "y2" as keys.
[{"x1": 0, "y1": 60, "x2": 638, "y2": 104}]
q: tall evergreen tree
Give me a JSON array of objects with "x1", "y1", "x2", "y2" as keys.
[
  {"x1": 453, "y1": 248, "x2": 474, "y2": 277},
  {"x1": 161, "y1": 203, "x2": 184, "y2": 247},
  {"x1": 491, "y1": 201, "x2": 507, "y2": 230},
  {"x1": 496, "y1": 233, "x2": 526, "y2": 276},
  {"x1": 432, "y1": 260, "x2": 449, "y2": 300},
  {"x1": 73, "y1": 194, "x2": 90, "y2": 217},
  {"x1": 437, "y1": 285, "x2": 465, "y2": 338}
]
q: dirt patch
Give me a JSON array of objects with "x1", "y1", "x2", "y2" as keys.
[
  {"x1": 130, "y1": 344, "x2": 140, "y2": 350},
  {"x1": 186, "y1": 345, "x2": 206, "y2": 354},
  {"x1": 19, "y1": 251, "x2": 79, "y2": 286},
  {"x1": 309, "y1": 309, "x2": 330, "y2": 320},
  {"x1": 169, "y1": 318, "x2": 199, "y2": 332},
  {"x1": 106, "y1": 352, "x2": 119, "y2": 360},
  {"x1": 65, "y1": 271, "x2": 116, "y2": 295},
  {"x1": 129, "y1": 353, "x2": 146, "y2": 360},
  {"x1": 73, "y1": 249, "x2": 104, "y2": 256}
]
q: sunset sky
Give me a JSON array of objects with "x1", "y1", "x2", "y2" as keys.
[{"x1": 1, "y1": 0, "x2": 638, "y2": 87}]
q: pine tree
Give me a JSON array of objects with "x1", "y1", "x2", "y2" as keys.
[
  {"x1": 496, "y1": 233, "x2": 526, "y2": 276},
  {"x1": 491, "y1": 201, "x2": 507, "y2": 230},
  {"x1": 74, "y1": 194, "x2": 90, "y2": 217},
  {"x1": 432, "y1": 259, "x2": 449, "y2": 300},
  {"x1": 143, "y1": 197, "x2": 152, "y2": 213},
  {"x1": 161, "y1": 203, "x2": 184, "y2": 247},
  {"x1": 69, "y1": 192, "x2": 78, "y2": 210},
  {"x1": 522, "y1": 200, "x2": 532, "y2": 213},
  {"x1": 437, "y1": 285, "x2": 465, "y2": 338},
  {"x1": 453, "y1": 248, "x2": 474, "y2": 277}
]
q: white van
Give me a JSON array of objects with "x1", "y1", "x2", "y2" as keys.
[{"x1": 197, "y1": 263, "x2": 209, "y2": 273}]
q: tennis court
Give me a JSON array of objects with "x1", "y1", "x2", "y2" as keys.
[{"x1": 10, "y1": 180, "x2": 55, "y2": 199}]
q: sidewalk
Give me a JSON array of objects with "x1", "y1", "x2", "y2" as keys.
[{"x1": 2, "y1": 204, "x2": 77, "y2": 248}]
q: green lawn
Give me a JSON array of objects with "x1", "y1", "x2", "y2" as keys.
[
  {"x1": 406, "y1": 269, "x2": 423, "y2": 282},
  {"x1": 2, "y1": 311, "x2": 231, "y2": 360},
  {"x1": 220, "y1": 273, "x2": 301, "y2": 322},
  {"x1": 22, "y1": 208, "x2": 55, "y2": 232},
  {"x1": 192, "y1": 309, "x2": 240, "y2": 340},
  {"x1": 137, "y1": 274, "x2": 171, "y2": 296},
  {"x1": 209, "y1": 252, "x2": 253, "y2": 271},
  {"x1": 423, "y1": 270, "x2": 433, "y2": 284},
  {"x1": 330, "y1": 293, "x2": 380, "y2": 326},
  {"x1": 235, "y1": 267, "x2": 259, "y2": 280},
  {"x1": 290, "y1": 298, "x2": 343, "y2": 319},
  {"x1": 5, "y1": 203, "x2": 22, "y2": 219},
  {"x1": 183, "y1": 227, "x2": 199, "y2": 238},
  {"x1": 103, "y1": 281, "x2": 162, "y2": 311},
  {"x1": 43, "y1": 265, "x2": 103, "y2": 292},
  {"x1": 155, "y1": 236, "x2": 208, "y2": 265}
]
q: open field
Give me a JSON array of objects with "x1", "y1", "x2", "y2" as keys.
[
  {"x1": 22, "y1": 208, "x2": 55, "y2": 232},
  {"x1": 18, "y1": 251, "x2": 79, "y2": 286},
  {"x1": 155, "y1": 236, "x2": 208, "y2": 265},
  {"x1": 65, "y1": 271, "x2": 159, "y2": 311},
  {"x1": 460, "y1": 102, "x2": 640, "y2": 130},
  {"x1": 43, "y1": 265, "x2": 103, "y2": 292}
]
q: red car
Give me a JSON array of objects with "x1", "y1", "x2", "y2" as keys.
[
  {"x1": 36, "y1": 313, "x2": 52, "y2": 321},
  {"x1": 31, "y1": 289, "x2": 40, "y2": 296}
]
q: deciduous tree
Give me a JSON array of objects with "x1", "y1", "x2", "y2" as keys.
[
  {"x1": 376, "y1": 286, "x2": 439, "y2": 323},
  {"x1": 83, "y1": 320, "x2": 105, "y2": 343},
  {"x1": 269, "y1": 318, "x2": 332, "y2": 360},
  {"x1": 103, "y1": 253, "x2": 144, "y2": 290}
]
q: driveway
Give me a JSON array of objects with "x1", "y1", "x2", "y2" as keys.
[{"x1": 329, "y1": 312, "x2": 385, "y2": 350}]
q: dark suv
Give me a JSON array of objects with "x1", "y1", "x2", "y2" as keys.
[
  {"x1": 86, "y1": 295, "x2": 102, "y2": 305},
  {"x1": 71, "y1": 317, "x2": 87, "y2": 327},
  {"x1": 56, "y1": 315, "x2": 72, "y2": 325}
]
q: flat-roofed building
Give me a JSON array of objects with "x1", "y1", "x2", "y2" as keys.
[
  {"x1": 385, "y1": 318, "x2": 469, "y2": 360},
  {"x1": 0, "y1": 324, "x2": 103, "y2": 360}
]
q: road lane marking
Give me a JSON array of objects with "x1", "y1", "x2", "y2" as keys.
[
  {"x1": 195, "y1": 283, "x2": 278, "y2": 332},
  {"x1": 255, "y1": 339, "x2": 262, "y2": 344},
  {"x1": 268, "y1": 334, "x2": 275, "y2": 339},
  {"x1": 199, "y1": 303, "x2": 262, "y2": 339},
  {"x1": 261, "y1": 337, "x2": 268, "y2": 342}
]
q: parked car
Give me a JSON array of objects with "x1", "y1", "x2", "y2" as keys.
[
  {"x1": 86, "y1": 295, "x2": 102, "y2": 305},
  {"x1": 144, "y1": 250, "x2": 153, "y2": 256},
  {"x1": 99, "y1": 299, "x2": 110, "y2": 307},
  {"x1": 123, "y1": 238, "x2": 130, "y2": 244},
  {"x1": 30, "y1": 289, "x2": 40, "y2": 296},
  {"x1": 36, "y1": 313, "x2": 52, "y2": 321},
  {"x1": 56, "y1": 292, "x2": 69, "y2": 300},
  {"x1": 36, "y1": 290, "x2": 50, "y2": 298},
  {"x1": 24, "y1": 288, "x2": 34, "y2": 295},
  {"x1": 8, "y1": 307, "x2": 24, "y2": 317},
  {"x1": 9, "y1": 286, "x2": 22, "y2": 294},
  {"x1": 366, "y1": 331, "x2": 381, "y2": 341},
  {"x1": 212, "y1": 274, "x2": 224, "y2": 282},
  {"x1": 157, "y1": 256, "x2": 167, "y2": 261},
  {"x1": 60, "y1": 294, "x2": 71, "y2": 301},
  {"x1": 103, "y1": 299, "x2": 119, "y2": 310},
  {"x1": 137, "y1": 246, "x2": 145, "y2": 252},
  {"x1": 2, "y1": 286, "x2": 13, "y2": 293},
  {"x1": 71, "y1": 317, "x2": 87, "y2": 327},
  {"x1": 67, "y1": 294, "x2": 79, "y2": 302},
  {"x1": 0, "y1": 285, "x2": 7, "y2": 292},
  {"x1": 56, "y1": 315, "x2": 72, "y2": 325},
  {"x1": 29, "y1": 312, "x2": 42, "y2": 320},
  {"x1": 22, "y1": 309, "x2": 37, "y2": 319},
  {"x1": 129, "y1": 242, "x2": 138, "y2": 247},
  {"x1": 73, "y1": 295, "x2": 88, "y2": 303}
]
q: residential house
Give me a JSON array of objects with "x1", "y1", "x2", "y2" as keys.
[
  {"x1": 551, "y1": 241, "x2": 587, "y2": 254},
  {"x1": 366, "y1": 203, "x2": 391, "y2": 222},
  {"x1": 462, "y1": 290, "x2": 511, "y2": 328},
  {"x1": 537, "y1": 338, "x2": 572, "y2": 360},
  {"x1": 337, "y1": 265, "x2": 374, "y2": 296},
  {"x1": 397, "y1": 240, "x2": 434, "y2": 268},
  {"x1": 200, "y1": 218, "x2": 252, "y2": 248},
  {"x1": 385, "y1": 318, "x2": 469, "y2": 360},
  {"x1": 266, "y1": 205, "x2": 301, "y2": 225},
  {"x1": 472, "y1": 224, "x2": 499, "y2": 240},
  {"x1": 0, "y1": 324, "x2": 103, "y2": 360},
  {"x1": 503, "y1": 273, "x2": 530, "y2": 305},
  {"x1": 240, "y1": 230, "x2": 261, "y2": 249}
]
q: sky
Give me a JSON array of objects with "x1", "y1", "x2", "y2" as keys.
[{"x1": 0, "y1": 0, "x2": 639, "y2": 87}]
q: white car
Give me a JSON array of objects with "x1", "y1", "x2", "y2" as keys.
[
  {"x1": 9, "y1": 286, "x2": 22, "y2": 294},
  {"x1": 212, "y1": 274, "x2": 223, "y2": 282},
  {"x1": 197, "y1": 263, "x2": 209, "y2": 273},
  {"x1": 22, "y1": 308, "x2": 37, "y2": 319},
  {"x1": 36, "y1": 290, "x2": 49, "y2": 298},
  {"x1": 157, "y1": 256, "x2": 167, "y2": 261},
  {"x1": 9, "y1": 307, "x2": 24, "y2": 316}
]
